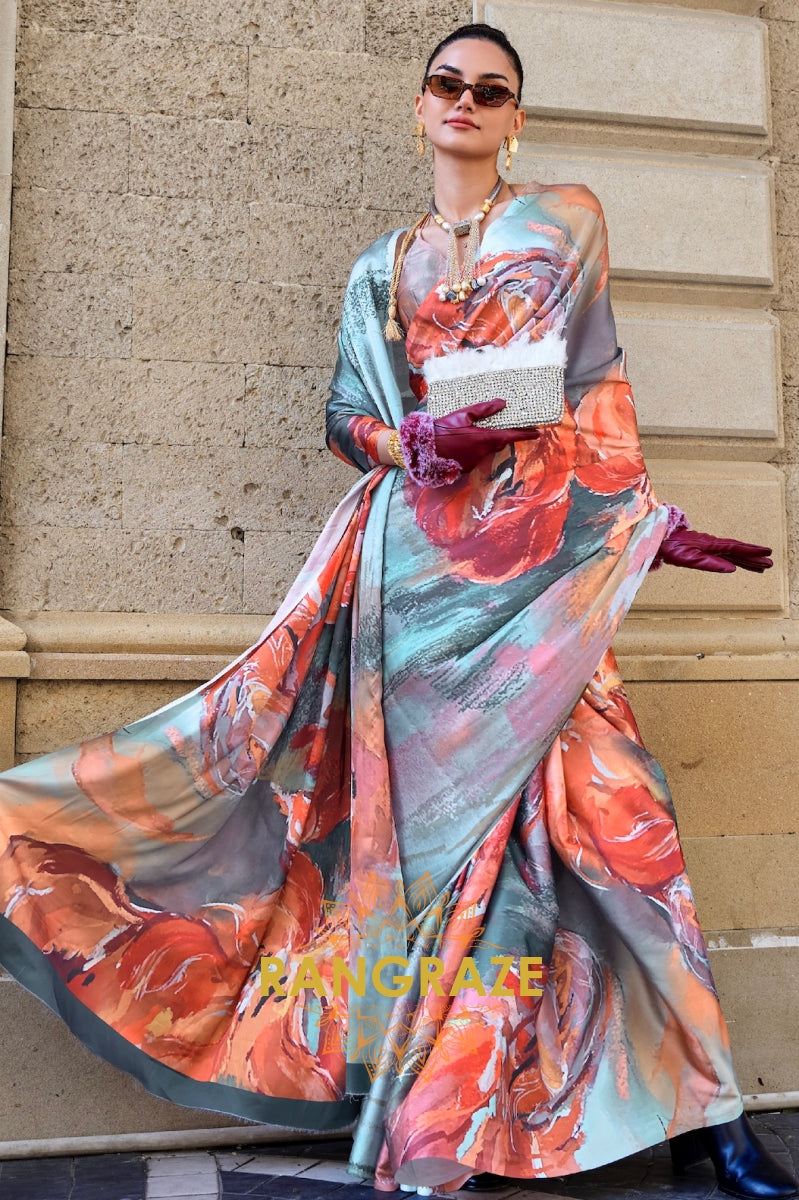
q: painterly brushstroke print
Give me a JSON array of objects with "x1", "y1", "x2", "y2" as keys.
[{"x1": 0, "y1": 185, "x2": 741, "y2": 1189}]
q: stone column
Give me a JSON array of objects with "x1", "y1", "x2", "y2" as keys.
[{"x1": 478, "y1": 0, "x2": 799, "y2": 1098}]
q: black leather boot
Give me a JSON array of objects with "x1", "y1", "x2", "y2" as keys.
[
  {"x1": 670, "y1": 1114, "x2": 798, "y2": 1199},
  {"x1": 460, "y1": 1175, "x2": 510, "y2": 1191}
]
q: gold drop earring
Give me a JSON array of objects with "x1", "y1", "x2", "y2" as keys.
[
  {"x1": 504, "y1": 134, "x2": 518, "y2": 173},
  {"x1": 413, "y1": 121, "x2": 426, "y2": 157}
]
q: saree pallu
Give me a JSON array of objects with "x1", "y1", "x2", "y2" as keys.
[{"x1": 0, "y1": 183, "x2": 742, "y2": 1189}]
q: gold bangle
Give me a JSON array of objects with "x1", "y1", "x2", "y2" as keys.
[{"x1": 387, "y1": 430, "x2": 406, "y2": 469}]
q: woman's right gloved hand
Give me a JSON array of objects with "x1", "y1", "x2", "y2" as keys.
[{"x1": 432, "y1": 400, "x2": 541, "y2": 473}]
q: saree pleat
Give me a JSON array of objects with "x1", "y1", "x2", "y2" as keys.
[
  {"x1": 368, "y1": 649, "x2": 739, "y2": 1186},
  {"x1": 0, "y1": 182, "x2": 742, "y2": 1187}
]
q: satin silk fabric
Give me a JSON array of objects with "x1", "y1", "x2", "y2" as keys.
[{"x1": 0, "y1": 184, "x2": 742, "y2": 1188}]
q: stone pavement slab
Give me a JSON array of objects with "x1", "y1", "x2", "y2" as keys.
[{"x1": 0, "y1": 1112, "x2": 795, "y2": 1200}]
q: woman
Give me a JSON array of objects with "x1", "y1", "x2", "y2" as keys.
[{"x1": 0, "y1": 21, "x2": 794, "y2": 1200}]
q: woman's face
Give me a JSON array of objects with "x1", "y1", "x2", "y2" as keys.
[{"x1": 415, "y1": 37, "x2": 525, "y2": 163}]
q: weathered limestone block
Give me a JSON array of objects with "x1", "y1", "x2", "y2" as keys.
[
  {"x1": 138, "y1": 0, "x2": 366, "y2": 49},
  {"x1": 0, "y1": 438, "x2": 123, "y2": 528},
  {"x1": 130, "y1": 116, "x2": 252, "y2": 202},
  {"x1": 124, "y1": 195, "x2": 250, "y2": 280},
  {"x1": 113, "y1": 530, "x2": 245, "y2": 612},
  {"x1": 0, "y1": 528, "x2": 244, "y2": 612},
  {"x1": 0, "y1": 616, "x2": 26, "y2": 653},
  {"x1": 616, "y1": 306, "x2": 781, "y2": 440},
  {"x1": 134, "y1": 0, "x2": 262, "y2": 44},
  {"x1": 7, "y1": 271, "x2": 132, "y2": 358},
  {"x1": 769, "y1": 18, "x2": 799, "y2": 105},
  {"x1": 539, "y1": 0, "x2": 764, "y2": 18},
  {"x1": 0, "y1": 651, "x2": 28, "y2": 678},
  {"x1": 776, "y1": 164, "x2": 799, "y2": 237},
  {"x1": 766, "y1": 0, "x2": 799, "y2": 19},
  {"x1": 11, "y1": 108, "x2": 130, "y2": 193},
  {"x1": 121, "y1": 444, "x2": 351, "y2": 533},
  {"x1": 365, "y1": 0, "x2": 471, "y2": 58},
  {"x1": 18, "y1": 0, "x2": 137, "y2": 32},
  {"x1": 774, "y1": 386, "x2": 798, "y2": 465},
  {"x1": 683, "y1": 835, "x2": 799, "y2": 931},
  {"x1": 366, "y1": 0, "x2": 427, "y2": 59},
  {"x1": 130, "y1": 117, "x2": 366, "y2": 208},
  {"x1": 710, "y1": 943, "x2": 799, "y2": 1095},
  {"x1": 634, "y1": 460, "x2": 787, "y2": 612},
  {"x1": 787, "y1": 463, "x2": 799, "y2": 620},
  {"x1": 3, "y1": 356, "x2": 246, "y2": 445},
  {"x1": 245, "y1": 364, "x2": 340, "y2": 452},
  {"x1": 772, "y1": 88, "x2": 799, "y2": 165},
  {"x1": 15, "y1": 28, "x2": 248, "y2": 119},
  {"x1": 778, "y1": 234, "x2": 799, "y2": 310},
  {"x1": 130, "y1": 118, "x2": 365, "y2": 207},
  {"x1": 243, "y1": 529, "x2": 322, "y2": 613},
  {"x1": 780, "y1": 311, "x2": 799, "y2": 386},
  {"x1": 249, "y1": 202, "x2": 412, "y2": 288},
  {"x1": 362, "y1": 128, "x2": 434, "y2": 212},
  {"x1": 249, "y1": 48, "x2": 422, "y2": 131},
  {"x1": 0, "y1": 979, "x2": 242, "y2": 1139},
  {"x1": 514, "y1": 145, "x2": 774, "y2": 286},
  {"x1": 249, "y1": 124, "x2": 364, "y2": 209},
  {"x1": 131, "y1": 279, "x2": 341, "y2": 365},
  {"x1": 0, "y1": 175, "x2": 9, "y2": 376},
  {"x1": 625, "y1": 680, "x2": 799, "y2": 838},
  {"x1": 10, "y1": 189, "x2": 250, "y2": 282},
  {"x1": 0, "y1": 2, "x2": 14, "y2": 176},
  {"x1": 485, "y1": 0, "x2": 769, "y2": 136},
  {"x1": 16, "y1": 678, "x2": 194, "y2": 753},
  {"x1": 0, "y1": 528, "x2": 121, "y2": 611},
  {"x1": 0, "y1": 680, "x2": 17, "y2": 771}
]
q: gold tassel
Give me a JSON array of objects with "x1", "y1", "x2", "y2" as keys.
[
  {"x1": 384, "y1": 214, "x2": 429, "y2": 341},
  {"x1": 385, "y1": 298, "x2": 403, "y2": 341}
]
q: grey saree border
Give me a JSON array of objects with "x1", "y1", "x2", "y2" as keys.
[{"x1": 0, "y1": 914, "x2": 361, "y2": 1131}]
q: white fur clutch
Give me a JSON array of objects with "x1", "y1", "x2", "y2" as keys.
[{"x1": 422, "y1": 334, "x2": 567, "y2": 430}]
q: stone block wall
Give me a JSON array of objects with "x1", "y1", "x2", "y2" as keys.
[
  {"x1": 2, "y1": 0, "x2": 468, "y2": 613},
  {"x1": 0, "y1": 0, "x2": 798, "y2": 1146}
]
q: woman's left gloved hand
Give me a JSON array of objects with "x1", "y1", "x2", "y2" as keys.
[
  {"x1": 656, "y1": 529, "x2": 773, "y2": 573},
  {"x1": 650, "y1": 506, "x2": 773, "y2": 573}
]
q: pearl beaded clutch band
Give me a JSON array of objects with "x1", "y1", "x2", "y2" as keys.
[{"x1": 421, "y1": 335, "x2": 567, "y2": 430}]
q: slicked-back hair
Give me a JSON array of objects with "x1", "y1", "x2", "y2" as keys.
[{"x1": 423, "y1": 23, "x2": 524, "y2": 101}]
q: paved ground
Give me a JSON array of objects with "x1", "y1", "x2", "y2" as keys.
[{"x1": 0, "y1": 1111, "x2": 796, "y2": 1200}]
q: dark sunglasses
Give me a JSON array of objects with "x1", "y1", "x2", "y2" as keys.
[{"x1": 423, "y1": 73, "x2": 519, "y2": 108}]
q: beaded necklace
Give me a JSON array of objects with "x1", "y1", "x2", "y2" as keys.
[
  {"x1": 430, "y1": 177, "x2": 503, "y2": 303},
  {"x1": 383, "y1": 177, "x2": 505, "y2": 340}
]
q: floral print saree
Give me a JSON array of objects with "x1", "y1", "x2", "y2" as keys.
[{"x1": 0, "y1": 183, "x2": 742, "y2": 1189}]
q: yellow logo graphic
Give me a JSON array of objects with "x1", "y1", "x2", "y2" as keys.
[
  {"x1": 256, "y1": 869, "x2": 545, "y2": 1081},
  {"x1": 260, "y1": 953, "x2": 543, "y2": 999}
]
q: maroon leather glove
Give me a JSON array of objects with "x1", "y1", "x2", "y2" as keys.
[
  {"x1": 657, "y1": 529, "x2": 773, "y2": 574},
  {"x1": 399, "y1": 400, "x2": 541, "y2": 488},
  {"x1": 432, "y1": 399, "x2": 540, "y2": 473}
]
